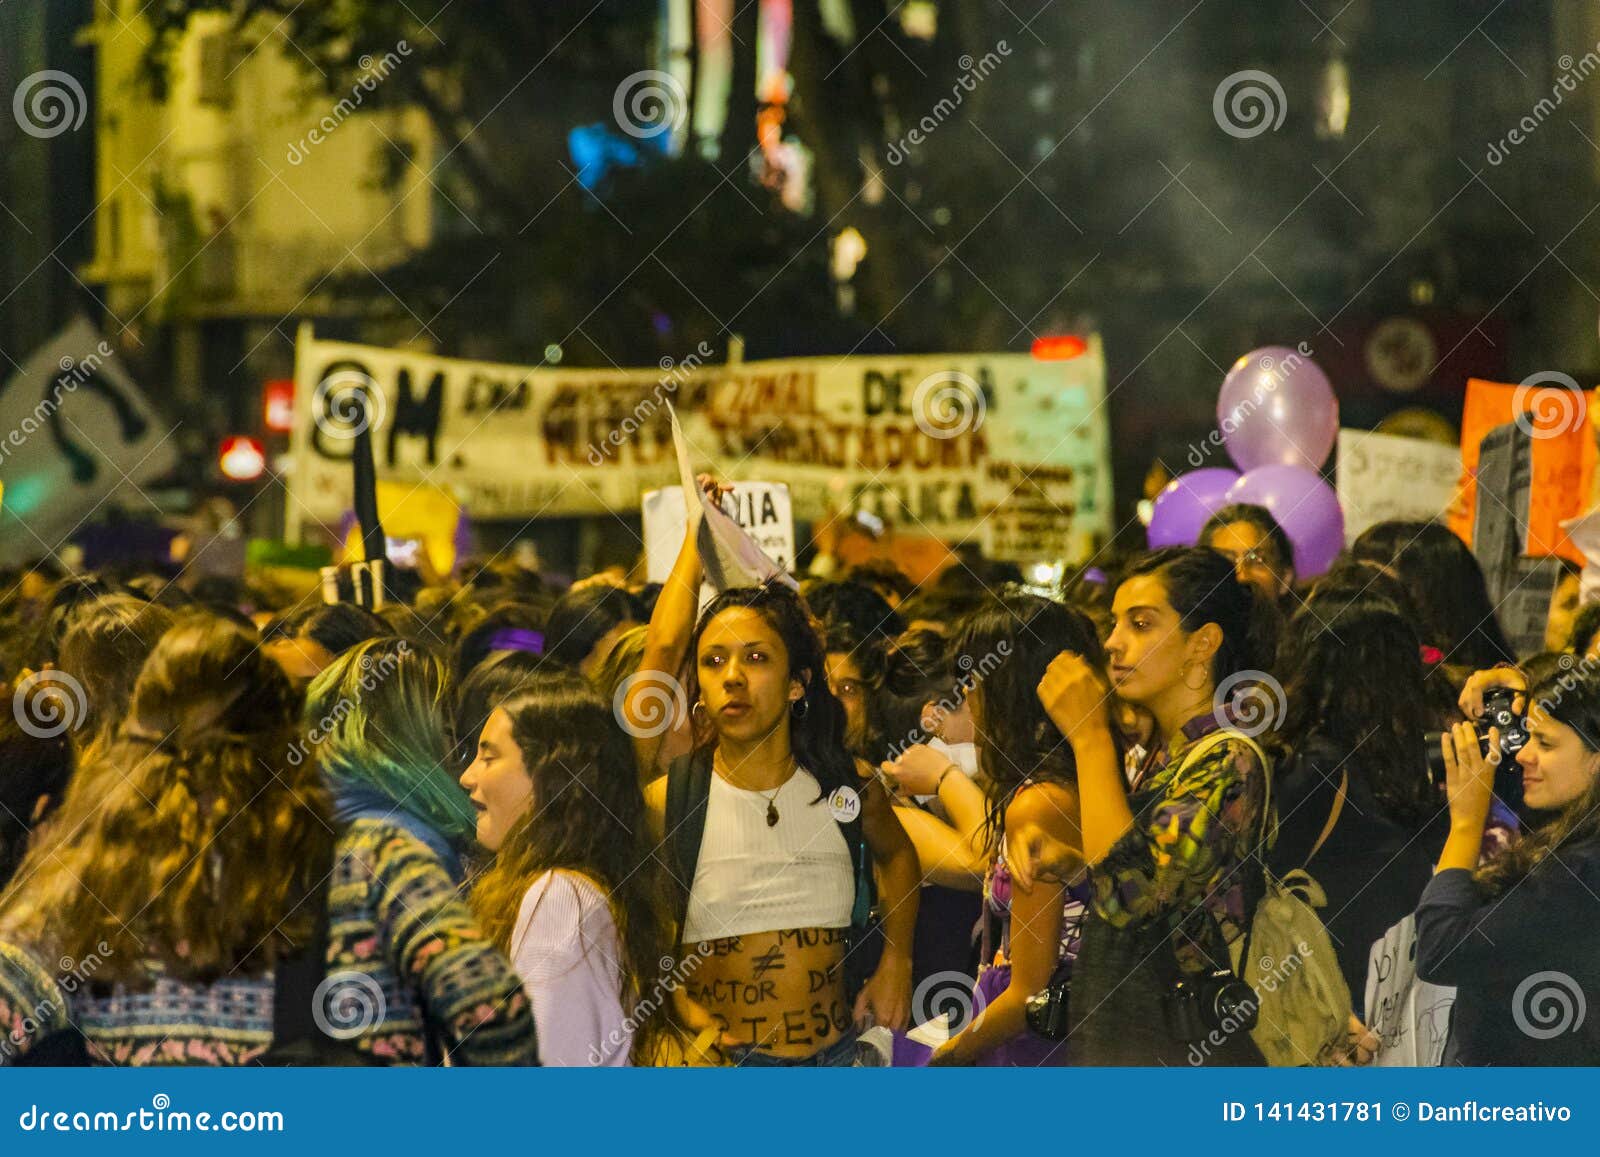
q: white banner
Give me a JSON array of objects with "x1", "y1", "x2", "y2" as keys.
[
  {"x1": 0, "y1": 319, "x2": 179, "y2": 566},
  {"x1": 1336, "y1": 428, "x2": 1460, "y2": 543},
  {"x1": 287, "y1": 325, "x2": 1110, "y2": 560}
]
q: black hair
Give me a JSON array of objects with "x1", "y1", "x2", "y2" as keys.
[
  {"x1": 0, "y1": 714, "x2": 73, "y2": 889},
  {"x1": 1199, "y1": 503, "x2": 1295, "y2": 574},
  {"x1": 954, "y1": 591, "x2": 1106, "y2": 843},
  {"x1": 688, "y1": 584, "x2": 855, "y2": 797},
  {"x1": 452, "y1": 600, "x2": 547, "y2": 685},
  {"x1": 1275, "y1": 595, "x2": 1439, "y2": 831},
  {"x1": 1351, "y1": 521, "x2": 1515, "y2": 669},
  {"x1": 262, "y1": 602, "x2": 388, "y2": 656},
  {"x1": 871, "y1": 628, "x2": 959, "y2": 763},
  {"x1": 821, "y1": 619, "x2": 888, "y2": 758},
  {"x1": 1123, "y1": 546, "x2": 1274, "y2": 683},
  {"x1": 1570, "y1": 601, "x2": 1600, "y2": 658},
  {"x1": 543, "y1": 584, "x2": 642, "y2": 669},
  {"x1": 804, "y1": 579, "x2": 904, "y2": 642}
]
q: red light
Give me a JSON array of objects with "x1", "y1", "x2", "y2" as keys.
[
  {"x1": 1031, "y1": 335, "x2": 1088, "y2": 360},
  {"x1": 219, "y1": 435, "x2": 266, "y2": 482},
  {"x1": 263, "y1": 379, "x2": 295, "y2": 433}
]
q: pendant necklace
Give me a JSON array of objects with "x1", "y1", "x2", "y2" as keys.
[{"x1": 718, "y1": 753, "x2": 789, "y2": 826}]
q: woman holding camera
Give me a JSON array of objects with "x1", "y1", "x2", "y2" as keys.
[
  {"x1": 1031, "y1": 547, "x2": 1272, "y2": 1065},
  {"x1": 1422, "y1": 664, "x2": 1600, "y2": 1064}
]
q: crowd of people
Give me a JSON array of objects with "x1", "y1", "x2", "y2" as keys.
[{"x1": 0, "y1": 488, "x2": 1597, "y2": 1067}]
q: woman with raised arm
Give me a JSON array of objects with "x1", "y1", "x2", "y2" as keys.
[{"x1": 629, "y1": 479, "x2": 919, "y2": 1066}]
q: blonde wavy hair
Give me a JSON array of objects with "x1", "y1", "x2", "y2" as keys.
[{"x1": 0, "y1": 616, "x2": 332, "y2": 985}]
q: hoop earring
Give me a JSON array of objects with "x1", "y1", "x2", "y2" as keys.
[
  {"x1": 1182, "y1": 662, "x2": 1208, "y2": 692},
  {"x1": 790, "y1": 697, "x2": 809, "y2": 720}
]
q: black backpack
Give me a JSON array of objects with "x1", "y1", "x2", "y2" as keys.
[{"x1": 663, "y1": 748, "x2": 880, "y2": 996}]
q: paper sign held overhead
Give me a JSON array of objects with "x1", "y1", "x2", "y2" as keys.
[{"x1": 667, "y1": 402, "x2": 796, "y2": 593}]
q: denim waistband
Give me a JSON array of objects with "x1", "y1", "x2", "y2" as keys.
[{"x1": 726, "y1": 1031, "x2": 860, "y2": 1068}]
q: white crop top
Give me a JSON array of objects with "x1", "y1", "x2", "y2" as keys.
[{"x1": 681, "y1": 767, "x2": 855, "y2": 944}]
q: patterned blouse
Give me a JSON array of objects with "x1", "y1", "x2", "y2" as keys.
[
  {"x1": 1090, "y1": 708, "x2": 1269, "y2": 972},
  {"x1": 0, "y1": 819, "x2": 536, "y2": 1066}
]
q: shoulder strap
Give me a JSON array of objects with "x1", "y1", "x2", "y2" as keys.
[
  {"x1": 270, "y1": 841, "x2": 336, "y2": 1049},
  {"x1": 664, "y1": 749, "x2": 715, "y2": 928},
  {"x1": 1303, "y1": 769, "x2": 1348, "y2": 869}
]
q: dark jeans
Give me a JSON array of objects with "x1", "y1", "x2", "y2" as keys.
[{"x1": 726, "y1": 1031, "x2": 860, "y2": 1068}]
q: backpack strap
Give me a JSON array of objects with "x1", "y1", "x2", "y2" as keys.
[
  {"x1": 1303, "y1": 770, "x2": 1349, "y2": 870},
  {"x1": 664, "y1": 748, "x2": 715, "y2": 931}
]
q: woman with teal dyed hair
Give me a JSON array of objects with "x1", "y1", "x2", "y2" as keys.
[{"x1": 306, "y1": 637, "x2": 478, "y2": 880}]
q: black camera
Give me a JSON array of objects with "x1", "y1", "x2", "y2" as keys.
[
  {"x1": 1161, "y1": 967, "x2": 1259, "y2": 1043},
  {"x1": 1024, "y1": 967, "x2": 1072, "y2": 1041},
  {"x1": 1425, "y1": 685, "x2": 1528, "y2": 783}
]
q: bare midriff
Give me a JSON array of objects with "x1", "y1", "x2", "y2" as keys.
[{"x1": 681, "y1": 926, "x2": 852, "y2": 1058}]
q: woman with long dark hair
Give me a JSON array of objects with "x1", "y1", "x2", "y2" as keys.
[
  {"x1": 1271, "y1": 594, "x2": 1444, "y2": 1046},
  {"x1": 631, "y1": 484, "x2": 919, "y2": 1065},
  {"x1": 1424, "y1": 664, "x2": 1600, "y2": 1062},
  {"x1": 464, "y1": 670, "x2": 680, "y2": 1064},
  {"x1": 1351, "y1": 520, "x2": 1515, "y2": 670},
  {"x1": 925, "y1": 593, "x2": 1102, "y2": 1067},
  {"x1": 1031, "y1": 546, "x2": 1273, "y2": 1065}
]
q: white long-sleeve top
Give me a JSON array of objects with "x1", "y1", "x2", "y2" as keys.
[{"x1": 510, "y1": 871, "x2": 631, "y2": 1066}]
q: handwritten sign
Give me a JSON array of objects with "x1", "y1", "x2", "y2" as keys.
[{"x1": 1335, "y1": 428, "x2": 1460, "y2": 542}]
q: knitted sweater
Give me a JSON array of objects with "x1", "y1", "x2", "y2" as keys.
[{"x1": 0, "y1": 819, "x2": 536, "y2": 1066}]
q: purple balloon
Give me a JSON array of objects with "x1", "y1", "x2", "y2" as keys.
[
  {"x1": 1147, "y1": 468, "x2": 1241, "y2": 548},
  {"x1": 1217, "y1": 346, "x2": 1338, "y2": 473},
  {"x1": 1226, "y1": 465, "x2": 1344, "y2": 578}
]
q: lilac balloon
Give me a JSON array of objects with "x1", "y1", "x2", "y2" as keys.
[
  {"x1": 1226, "y1": 465, "x2": 1345, "y2": 578},
  {"x1": 1147, "y1": 468, "x2": 1241, "y2": 548},
  {"x1": 1217, "y1": 346, "x2": 1338, "y2": 473}
]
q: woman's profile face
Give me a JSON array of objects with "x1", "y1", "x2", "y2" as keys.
[
  {"x1": 697, "y1": 607, "x2": 800, "y2": 744},
  {"x1": 1105, "y1": 574, "x2": 1191, "y2": 706},
  {"x1": 1515, "y1": 703, "x2": 1600, "y2": 812},
  {"x1": 460, "y1": 708, "x2": 533, "y2": 852}
]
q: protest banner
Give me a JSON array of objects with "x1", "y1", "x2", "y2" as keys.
[{"x1": 286, "y1": 325, "x2": 1110, "y2": 561}]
